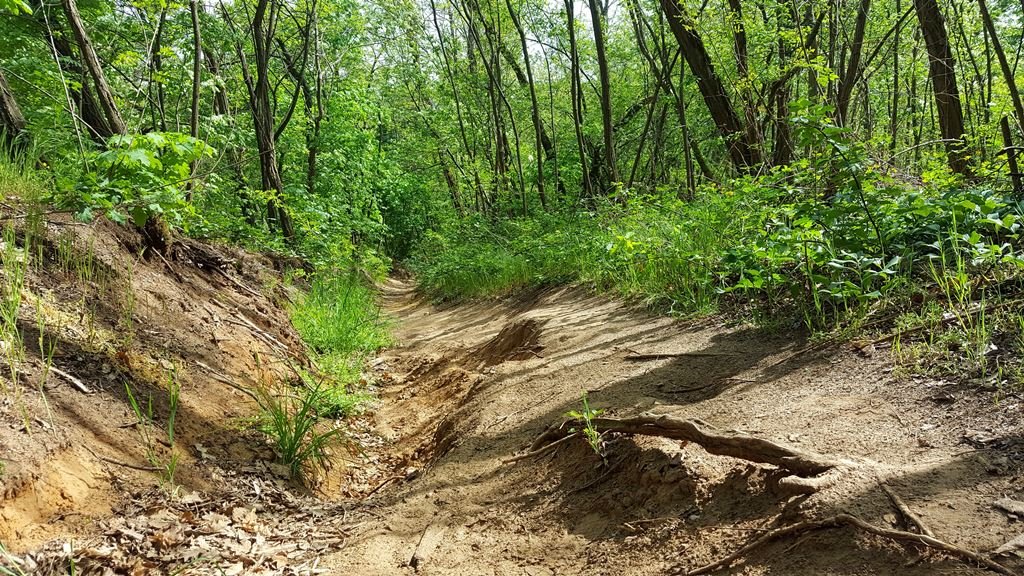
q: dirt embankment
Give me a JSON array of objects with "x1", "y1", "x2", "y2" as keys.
[
  {"x1": 326, "y1": 279, "x2": 1024, "y2": 575},
  {"x1": 0, "y1": 214, "x2": 374, "y2": 573}
]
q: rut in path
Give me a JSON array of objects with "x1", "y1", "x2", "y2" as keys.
[{"x1": 325, "y1": 279, "x2": 1024, "y2": 575}]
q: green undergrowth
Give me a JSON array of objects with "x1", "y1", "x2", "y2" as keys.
[
  {"x1": 289, "y1": 269, "x2": 391, "y2": 417},
  {"x1": 410, "y1": 170, "x2": 1024, "y2": 390}
]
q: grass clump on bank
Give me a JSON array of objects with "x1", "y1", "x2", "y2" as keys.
[{"x1": 289, "y1": 269, "x2": 391, "y2": 416}]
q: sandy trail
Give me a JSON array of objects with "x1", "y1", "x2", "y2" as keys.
[{"x1": 325, "y1": 279, "x2": 1023, "y2": 575}]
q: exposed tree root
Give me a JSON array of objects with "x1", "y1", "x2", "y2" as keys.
[
  {"x1": 881, "y1": 483, "x2": 935, "y2": 537},
  {"x1": 528, "y1": 413, "x2": 842, "y2": 478},
  {"x1": 683, "y1": 513, "x2": 1017, "y2": 575}
]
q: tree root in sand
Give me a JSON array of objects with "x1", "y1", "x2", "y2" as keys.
[
  {"x1": 682, "y1": 513, "x2": 1017, "y2": 575},
  {"x1": 525, "y1": 413, "x2": 844, "y2": 492},
  {"x1": 521, "y1": 414, "x2": 1016, "y2": 575}
]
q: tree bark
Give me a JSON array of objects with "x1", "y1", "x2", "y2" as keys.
[
  {"x1": 190, "y1": 0, "x2": 202, "y2": 141},
  {"x1": 0, "y1": 70, "x2": 28, "y2": 149},
  {"x1": 587, "y1": 0, "x2": 619, "y2": 189},
  {"x1": 61, "y1": 0, "x2": 126, "y2": 136},
  {"x1": 564, "y1": 0, "x2": 593, "y2": 200},
  {"x1": 660, "y1": 0, "x2": 758, "y2": 170},
  {"x1": 836, "y1": 0, "x2": 871, "y2": 126},
  {"x1": 505, "y1": 0, "x2": 547, "y2": 208},
  {"x1": 249, "y1": 0, "x2": 294, "y2": 238},
  {"x1": 977, "y1": 0, "x2": 1024, "y2": 135},
  {"x1": 913, "y1": 0, "x2": 970, "y2": 174}
]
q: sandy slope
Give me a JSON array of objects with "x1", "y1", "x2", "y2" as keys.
[{"x1": 327, "y1": 279, "x2": 1023, "y2": 575}]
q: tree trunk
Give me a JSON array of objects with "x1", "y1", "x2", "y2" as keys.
[
  {"x1": 505, "y1": 0, "x2": 547, "y2": 208},
  {"x1": 190, "y1": 0, "x2": 202, "y2": 141},
  {"x1": 187, "y1": 0, "x2": 202, "y2": 200},
  {"x1": 0, "y1": 70, "x2": 27, "y2": 149},
  {"x1": 977, "y1": 0, "x2": 1024, "y2": 135},
  {"x1": 61, "y1": 0, "x2": 126, "y2": 135},
  {"x1": 836, "y1": 0, "x2": 870, "y2": 126},
  {"x1": 249, "y1": 0, "x2": 294, "y2": 238},
  {"x1": 587, "y1": 0, "x2": 619, "y2": 189},
  {"x1": 565, "y1": 0, "x2": 593, "y2": 200},
  {"x1": 726, "y1": 0, "x2": 761, "y2": 154},
  {"x1": 660, "y1": 0, "x2": 758, "y2": 170},
  {"x1": 150, "y1": 8, "x2": 167, "y2": 132},
  {"x1": 913, "y1": 0, "x2": 970, "y2": 174}
]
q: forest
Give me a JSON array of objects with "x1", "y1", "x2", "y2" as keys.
[
  {"x1": 1, "y1": 0, "x2": 1024, "y2": 570},
  {"x1": 3, "y1": 0, "x2": 1024, "y2": 337}
]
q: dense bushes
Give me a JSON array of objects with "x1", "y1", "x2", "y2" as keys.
[{"x1": 410, "y1": 174, "x2": 1024, "y2": 331}]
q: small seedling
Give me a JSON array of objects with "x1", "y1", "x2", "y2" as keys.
[{"x1": 566, "y1": 390, "x2": 605, "y2": 459}]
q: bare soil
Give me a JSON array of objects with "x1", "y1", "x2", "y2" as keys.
[
  {"x1": 325, "y1": 279, "x2": 1024, "y2": 575},
  {"x1": 1, "y1": 216, "x2": 1022, "y2": 575}
]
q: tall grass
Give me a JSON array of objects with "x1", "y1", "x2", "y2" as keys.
[{"x1": 409, "y1": 191, "x2": 745, "y2": 314}]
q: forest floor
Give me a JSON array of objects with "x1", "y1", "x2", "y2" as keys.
[{"x1": 1, "y1": 220, "x2": 1023, "y2": 575}]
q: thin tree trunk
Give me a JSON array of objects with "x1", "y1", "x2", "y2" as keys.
[
  {"x1": 836, "y1": 0, "x2": 870, "y2": 126},
  {"x1": 890, "y1": 0, "x2": 901, "y2": 152},
  {"x1": 505, "y1": 0, "x2": 547, "y2": 209},
  {"x1": 190, "y1": 0, "x2": 202, "y2": 141},
  {"x1": 187, "y1": 0, "x2": 202, "y2": 200},
  {"x1": 249, "y1": 0, "x2": 294, "y2": 237},
  {"x1": 150, "y1": 8, "x2": 167, "y2": 131},
  {"x1": 61, "y1": 0, "x2": 126, "y2": 135},
  {"x1": 565, "y1": 0, "x2": 593, "y2": 200},
  {"x1": 0, "y1": 70, "x2": 28, "y2": 149},
  {"x1": 659, "y1": 0, "x2": 758, "y2": 170},
  {"x1": 978, "y1": 0, "x2": 1024, "y2": 135},
  {"x1": 587, "y1": 0, "x2": 619, "y2": 188},
  {"x1": 913, "y1": 0, "x2": 970, "y2": 174}
]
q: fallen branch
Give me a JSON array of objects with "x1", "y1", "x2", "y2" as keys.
[
  {"x1": 82, "y1": 444, "x2": 161, "y2": 472},
  {"x1": 625, "y1": 352, "x2": 738, "y2": 361},
  {"x1": 530, "y1": 413, "x2": 840, "y2": 477},
  {"x1": 194, "y1": 360, "x2": 260, "y2": 403},
  {"x1": 504, "y1": 431, "x2": 582, "y2": 464},
  {"x1": 48, "y1": 366, "x2": 93, "y2": 394},
  {"x1": 212, "y1": 266, "x2": 263, "y2": 300},
  {"x1": 686, "y1": 513, "x2": 1016, "y2": 576}
]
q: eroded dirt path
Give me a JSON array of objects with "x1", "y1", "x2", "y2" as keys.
[{"x1": 328, "y1": 279, "x2": 1023, "y2": 575}]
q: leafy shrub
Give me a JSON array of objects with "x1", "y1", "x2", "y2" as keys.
[{"x1": 54, "y1": 132, "x2": 213, "y2": 226}]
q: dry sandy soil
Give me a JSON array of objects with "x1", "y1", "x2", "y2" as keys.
[
  {"x1": 1, "y1": 215, "x2": 1022, "y2": 575},
  {"x1": 325, "y1": 279, "x2": 1024, "y2": 576}
]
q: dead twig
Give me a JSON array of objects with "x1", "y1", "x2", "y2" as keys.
[
  {"x1": 82, "y1": 445, "x2": 161, "y2": 472},
  {"x1": 194, "y1": 360, "x2": 260, "y2": 403},
  {"x1": 684, "y1": 513, "x2": 1016, "y2": 576},
  {"x1": 48, "y1": 366, "x2": 92, "y2": 394},
  {"x1": 362, "y1": 475, "x2": 404, "y2": 501},
  {"x1": 212, "y1": 266, "x2": 263, "y2": 300},
  {"x1": 625, "y1": 352, "x2": 739, "y2": 361}
]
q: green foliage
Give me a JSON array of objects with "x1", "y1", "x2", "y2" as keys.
[
  {"x1": 412, "y1": 169, "x2": 1024, "y2": 332},
  {"x1": 291, "y1": 270, "x2": 391, "y2": 381},
  {"x1": 54, "y1": 132, "x2": 213, "y2": 227},
  {"x1": 0, "y1": 224, "x2": 27, "y2": 390},
  {"x1": 566, "y1": 391, "x2": 605, "y2": 458},
  {"x1": 124, "y1": 373, "x2": 181, "y2": 486}
]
